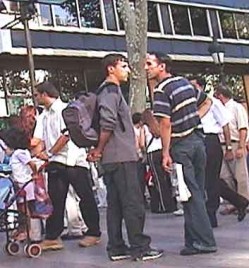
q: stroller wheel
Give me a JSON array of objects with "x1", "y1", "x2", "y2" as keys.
[
  {"x1": 5, "y1": 242, "x2": 20, "y2": 256},
  {"x1": 24, "y1": 243, "x2": 42, "y2": 258}
]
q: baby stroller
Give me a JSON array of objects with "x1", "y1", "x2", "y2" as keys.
[{"x1": 0, "y1": 164, "x2": 42, "y2": 258}]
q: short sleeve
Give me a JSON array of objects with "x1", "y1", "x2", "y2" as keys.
[
  {"x1": 16, "y1": 150, "x2": 32, "y2": 165},
  {"x1": 153, "y1": 88, "x2": 171, "y2": 118},
  {"x1": 195, "y1": 89, "x2": 207, "y2": 107},
  {"x1": 33, "y1": 113, "x2": 44, "y2": 140}
]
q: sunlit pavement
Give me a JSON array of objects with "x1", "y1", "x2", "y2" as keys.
[{"x1": 1, "y1": 207, "x2": 249, "y2": 268}]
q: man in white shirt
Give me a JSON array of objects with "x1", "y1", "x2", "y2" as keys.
[
  {"x1": 191, "y1": 77, "x2": 249, "y2": 226},
  {"x1": 34, "y1": 81, "x2": 101, "y2": 251},
  {"x1": 215, "y1": 86, "x2": 249, "y2": 203}
]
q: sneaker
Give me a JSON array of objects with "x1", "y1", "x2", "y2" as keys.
[
  {"x1": 173, "y1": 208, "x2": 184, "y2": 216},
  {"x1": 78, "y1": 236, "x2": 101, "y2": 247},
  {"x1": 39, "y1": 239, "x2": 64, "y2": 251},
  {"x1": 133, "y1": 248, "x2": 164, "y2": 261},
  {"x1": 180, "y1": 247, "x2": 217, "y2": 256},
  {"x1": 108, "y1": 252, "x2": 131, "y2": 261}
]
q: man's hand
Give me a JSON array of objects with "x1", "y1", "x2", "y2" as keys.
[
  {"x1": 224, "y1": 150, "x2": 234, "y2": 161},
  {"x1": 37, "y1": 151, "x2": 49, "y2": 161},
  {"x1": 235, "y1": 147, "x2": 244, "y2": 159},
  {"x1": 162, "y1": 152, "x2": 173, "y2": 173},
  {"x1": 87, "y1": 148, "x2": 102, "y2": 162}
]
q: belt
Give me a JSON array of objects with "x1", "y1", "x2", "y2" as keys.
[{"x1": 220, "y1": 140, "x2": 238, "y2": 145}]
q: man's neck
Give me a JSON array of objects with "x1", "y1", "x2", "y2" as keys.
[
  {"x1": 45, "y1": 97, "x2": 57, "y2": 110},
  {"x1": 105, "y1": 75, "x2": 120, "y2": 86},
  {"x1": 157, "y1": 72, "x2": 172, "y2": 83}
]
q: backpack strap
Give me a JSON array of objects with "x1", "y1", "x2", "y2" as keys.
[{"x1": 96, "y1": 82, "x2": 125, "y2": 132}]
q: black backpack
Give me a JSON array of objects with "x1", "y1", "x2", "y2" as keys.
[{"x1": 62, "y1": 82, "x2": 124, "y2": 148}]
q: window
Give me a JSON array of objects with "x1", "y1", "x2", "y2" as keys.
[
  {"x1": 103, "y1": 0, "x2": 117, "y2": 31},
  {"x1": 160, "y1": 4, "x2": 173, "y2": 35},
  {"x1": 78, "y1": 0, "x2": 103, "y2": 29},
  {"x1": 209, "y1": 10, "x2": 221, "y2": 38},
  {"x1": 219, "y1": 11, "x2": 237, "y2": 39},
  {"x1": 40, "y1": 4, "x2": 53, "y2": 26},
  {"x1": 53, "y1": 1, "x2": 79, "y2": 27},
  {"x1": 148, "y1": 2, "x2": 160, "y2": 32},
  {"x1": 171, "y1": 5, "x2": 191, "y2": 35},
  {"x1": 235, "y1": 13, "x2": 249, "y2": 40},
  {"x1": 190, "y1": 7, "x2": 209, "y2": 36}
]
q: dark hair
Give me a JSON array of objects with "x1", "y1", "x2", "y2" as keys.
[
  {"x1": 188, "y1": 75, "x2": 206, "y2": 88},
  {"x1": 102, "y1": 53, "x2": 127, "y2": 76},
  {"x1": 2, "y1": 127, "x2": 30, "y2": 150},
  {"x1": 36, "y1": 81, "x2": 59, "y2": 98},
  {"x1": 215, "y1": 85, "x2": 232, "y2": 99},
  {"x1": 149, "y1": 51, "x2": 172, "y2": 72},
  {"x1": 132, "y1": 112, "x2": 142, "y2": 125}
]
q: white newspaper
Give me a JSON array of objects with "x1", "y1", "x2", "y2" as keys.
[{"x1": 170, "y1": 163, "x2": 191, "y2": 202}]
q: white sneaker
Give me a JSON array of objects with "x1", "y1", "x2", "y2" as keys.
[{"x1": 173, "y1": 208, "x2": 184, "y2": 216}]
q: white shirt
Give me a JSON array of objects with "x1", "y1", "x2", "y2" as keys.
[
  {"x1": 10, "y1": 149, "x2": 32, "y2": 184},
  {"x1": 201, "y1": 97, "x2": 229, "y2": 134},
  {"x1": 219, "y1": 99, "x2": 248, "y2": 143},
  {"x1": 144, "y1": 125, "x2": 162, "y2": 153},
  {"x1": 36, "y1": 98, "x2": 89, "y2": 169}
]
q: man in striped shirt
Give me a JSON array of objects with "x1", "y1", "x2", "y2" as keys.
[{"x1": 145, "y1": 52, "x2": 217, "y2": 256}]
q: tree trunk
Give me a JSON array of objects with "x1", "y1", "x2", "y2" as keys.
[{"x1": 118, "y1": 0, "x2": 148, "y2": 113}]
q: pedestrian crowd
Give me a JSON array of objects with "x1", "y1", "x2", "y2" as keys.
[{"x1": 0, "y1": 52, "x2": 248, "y2": 261}]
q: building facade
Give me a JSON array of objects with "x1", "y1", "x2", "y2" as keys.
[{"x1": 0, "y1": 0, "x2": 248, "y2": 115}]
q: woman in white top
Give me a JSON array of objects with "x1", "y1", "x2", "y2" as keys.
[{"x1": 141, "y1": 109, "x2": 176, "y2": 213}]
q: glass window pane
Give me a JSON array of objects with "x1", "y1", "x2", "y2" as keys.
[
  {"x1": 78, "y1": 0, "x2": 103, "y2": 29},
  {"x1": 219, "y1": 11, "x2": 237, "y2": 39},
  {"x1": 103, "y1": 0, "x2": 117, "y2": 31},
  {"x1": 148, "y1": 2, "x2": 160, "y2": 32},
  {"x1": 40, "y1": 4, "x2": 53, "y2": 26},
  {"x1": 190, "y1": 7, "x2": 209, "y2": 36},
  {"x1": 209, "y1": 10, "x2": 221, "y2": 38},
  {"x1": 171, "y1": 5, "x2": 191, "y2": 35},
  {"x1": 235, "y1": 13, "x2": 249, "y2": 40},
  {"x1": 160, "y1": 4, "x2": 173, "y2": 35},
  {"x1": 53, "y1": 1, "x2": 79, "y2": 27}
]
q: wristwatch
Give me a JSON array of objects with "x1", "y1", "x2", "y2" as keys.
[
  {"x1": 47, "y1": 151, "x2": 53, "y2": 158},
  {"x1": 226, "y1": 145, "x2": 232, "y2": 151}
]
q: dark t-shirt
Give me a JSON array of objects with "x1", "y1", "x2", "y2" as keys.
[{"x1": 153, "y1": 76, "x2": 206, "y2": 138}]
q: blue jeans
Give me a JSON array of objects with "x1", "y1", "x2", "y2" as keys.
[{"x1": 171, "y1": 132, "x2": 216, "y2": 250}]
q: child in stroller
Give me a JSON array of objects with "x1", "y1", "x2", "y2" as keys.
[{"x1": 0, "y1": 128, "x2": 42, "y2": 257}]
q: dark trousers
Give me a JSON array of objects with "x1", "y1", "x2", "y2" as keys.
[
  {"x1": 136, "y1": 159, "x2": 146, "y2": 203},
  {"x1": 219, "y1": 179, "x2": 249, "y2": 208},
  {"x1": 148, "y1": 150, "x2": 176, "y2": 213},
  {"x1": 45, "y1": 162, "x2": 101, "y2": 240},
  {"x1": 103, "y1": 161, "x2": 151, "y2": 256},
  {"x1": 171, "y1": 132, "x2": 216, "y2": 250},
  {"x1": 204, "y1": 134, "x2": 222, "y2": 226},
  {"x1": 204, "y1": 134, "x2": 248, "y2": 225}
]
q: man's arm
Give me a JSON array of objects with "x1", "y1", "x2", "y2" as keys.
[
  {"x1": 222, "y1": 124, "x2": 234, "y2": 161},
  {"x1": 159, "y1": 116, "x2": 173, "y2": 173},
  {"x1": 236, "y1": 128, "x2": 247, "y2": 158},
  {"x1": 87, "y1": 129, "x2": 112, "y2": 162},
  {"x1": 198, "y1": 97, "x2": 212, "y2": 118}
]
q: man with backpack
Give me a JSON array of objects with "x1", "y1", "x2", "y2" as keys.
[
  {"x1": 33, "y1": 81, "x2": 101, "y2": 251},
  {"x1": 87, "y1": 53, "x2": 163, "y2": 261}
]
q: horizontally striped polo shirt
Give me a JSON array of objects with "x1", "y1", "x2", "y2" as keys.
[{"x1": 153, "y1": 76, "x2": 205, "y2": 138}]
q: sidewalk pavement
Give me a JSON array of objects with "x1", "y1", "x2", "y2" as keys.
[{"x1": 1, "y1": 208, "x2": 249, "y2": 268}]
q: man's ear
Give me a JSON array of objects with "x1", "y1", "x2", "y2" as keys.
[
  {"x1": 107, "y1": 65, "x2": 114, "y2": 74},
  {"x1": 159, "y1": 63, "x2": 166, "y2": 71}
]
